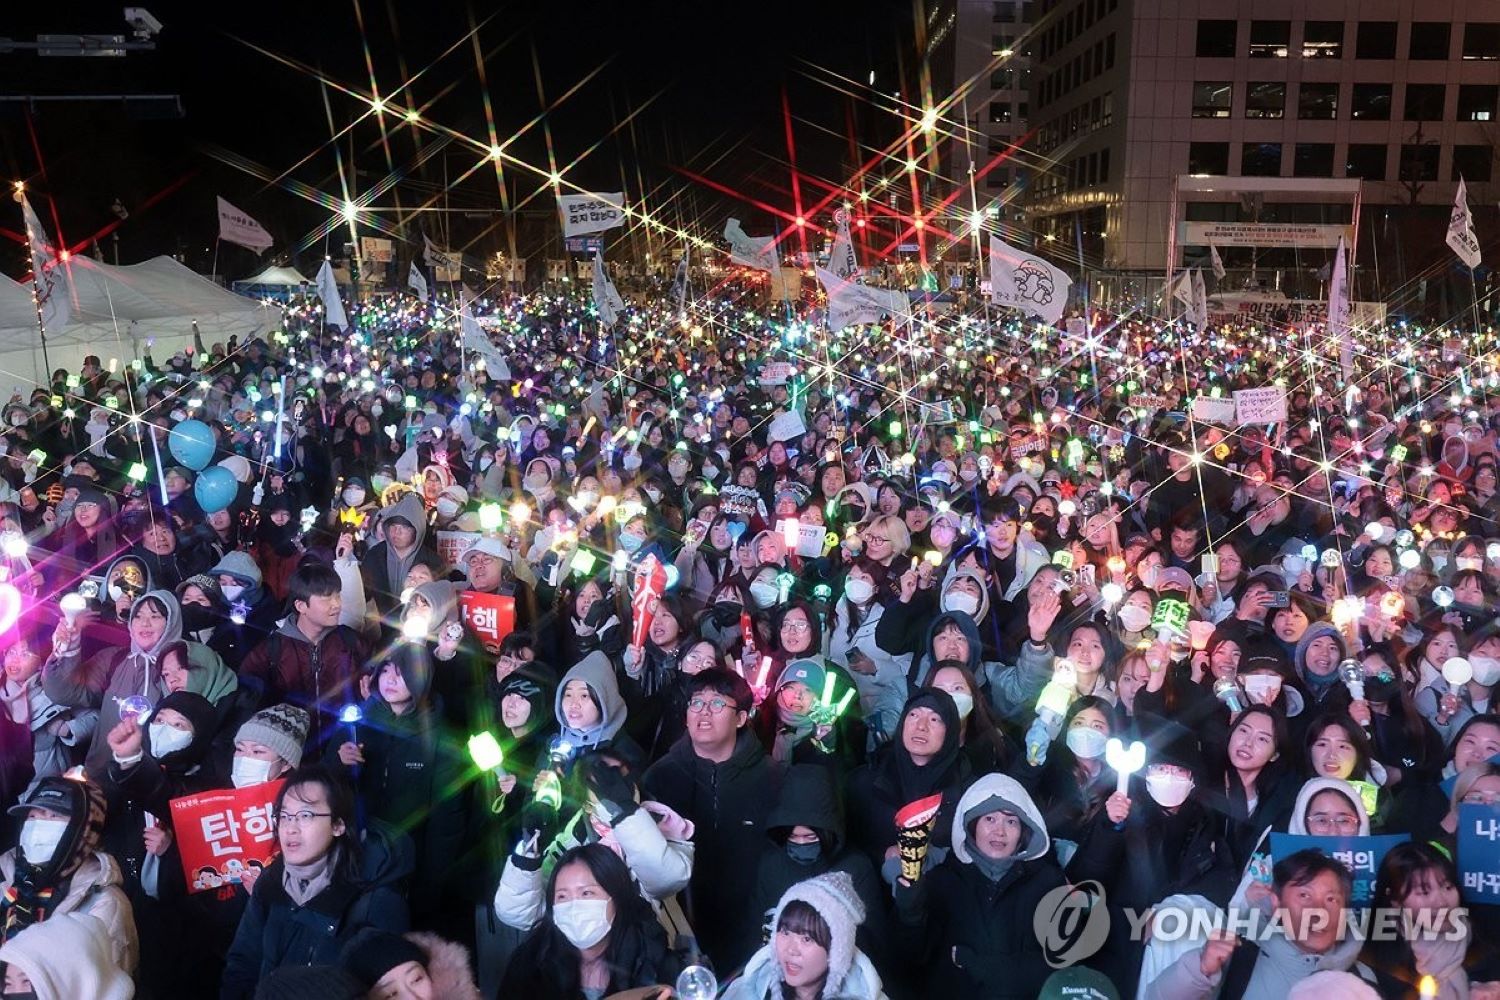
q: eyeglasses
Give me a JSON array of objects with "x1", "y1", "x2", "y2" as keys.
[
  {"x1": 863, "y1": 535, "x2": 892, "y2": 545},
  {"x1": 276, "y1": 810, "x2": 333, "y2": 828},
  {"x1": 781, "y1": 620, "x2": 812, "y2": 633},
  {"x1": 688, "y1": 696, "x2": 734, "y2": 715},
  {"x1": 1306, "y1": 814, "x2": 1360, "y2": 833},
  {"x1": 1462, "y1": 790, "x2": 1500, "y2": 805}
]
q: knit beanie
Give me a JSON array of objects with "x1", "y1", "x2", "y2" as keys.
[
  {"x1": 339, "y1": 928, "x2": 427, "y2": 989},
  {"x1": 235, "y1": 705, "x2": 310, "y2": 767},
  {"x1": 252, "y1": 964, "x2": 365, "y2": 1000},
  {"x1": 770, "y1": 871, "x2": 865, "y2": 994}
]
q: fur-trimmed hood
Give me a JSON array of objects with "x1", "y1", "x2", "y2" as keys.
[{"x1": 395, "y1": 931, "x2": 481, "y2": 1000}]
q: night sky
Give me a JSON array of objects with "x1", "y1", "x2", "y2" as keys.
[{"x1": 0, "y1": 1, "x2": 913, "y2": 278}]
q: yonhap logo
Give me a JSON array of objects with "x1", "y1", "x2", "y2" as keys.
[{"x1": 1033, "y1": 880, "x2": 1110, "y2": 968}]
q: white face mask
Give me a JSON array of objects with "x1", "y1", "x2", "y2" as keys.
[
  {"x1": 220, "y1": 584, "x2": 246, "y2": 603},
  {"x1": 552, "y1": 898, "x2": 613, "y2": 950},
  {"x1": 342, "y1": 488, "x2": 366, "y2": 506},
  {"x1": 1457, "y1": 556, "x2": 1484, "y2": 573},
  {"x1": 371, "y1": 475, "x2": 394, "y2": 494},
  {"x1": 1145, "y1": 772, "x2": 1195, "y2": 808},
  {"x1": 643, "y1": 486, "x2": 663, "y2": 504},
  {"x1": 436, "y1": 498, "x2": 460, "y2": 518},
  {"x1": 19, "y1": 817, "x2": 68, "y2": 866},
  {"x1": 749, "y1": 580, "x2": 779, "y2": 609},
  {"x1": 149, "y1": 723, "x2": 193, "y2": 758},
  {"x1": 524, "y1": 472, "x2": 549, "y2": 491},
  {"x1": 942, "y1": 590, "x2": 981, "y2": 618},
  {"x1": 702, "y1": 464, "x2": 718, "y2": 481},
  {"x1": 944, "y1": 689, "x2": 974, "y2": 720},
  {"x1": 1066, "y1": 726, "x2": 1109, "y2": 759},
  {"x1": 1242, "y1": 674, "x2": 1283, "y2": 705},
  {"x1": 844, "y1": 578, "x2": 875, "y2": 605},
  {"x1": 1472, "y1": 656, "x2": 1500, "y2": 687},
  {"x1": 622, "y1": 451, "x2": 643, "y2": 473},
  {"x1": 231, "y1": 756, "x2": 274, "y2": 789},
  {"x1": 1117, "y1": 605, "x2": 1152, "y2": 633}
]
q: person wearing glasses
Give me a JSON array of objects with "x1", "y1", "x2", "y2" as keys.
[
  {"x1": 644, "y1": 669, "x2": 775, "y2": 970},
  {"x1": 220, "y1": 764, "x2": 411, "y2": 999}
]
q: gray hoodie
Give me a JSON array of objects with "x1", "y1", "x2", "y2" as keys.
[
  {"x1": 555, "y1": 651, "x2": 628, "y2": 748},
  {"x1": 380, "y1": 493, "x2": 429, "y2": 592}
]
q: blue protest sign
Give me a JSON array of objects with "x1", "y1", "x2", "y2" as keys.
[
  {"x1": 1457, "y1": 804, "x2": 1500, "y2": 904},
  {"x1": 1269, "y1": 833, "x2": 1408, "y2": 906}
]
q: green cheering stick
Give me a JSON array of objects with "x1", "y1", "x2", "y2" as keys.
[
  {"x1": 809, "y1": 672, "x2": 858, "y2": 729},
  {"x1": 467, "y1": 731, "x2": 508, "y2": 813}
]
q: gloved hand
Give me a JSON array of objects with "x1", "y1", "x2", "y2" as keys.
[
  {"x1": 518, "y1": 799, "x2": 557, "y2": 856},
  {"x1": 581, "y1": 755, "x2": 639, "y2": 826}
]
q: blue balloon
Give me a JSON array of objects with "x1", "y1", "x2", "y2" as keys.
[
  {"x1": 168, "y1": 419, "x2": 217, "y2": 471},
  {"x1": 194, "y1": 466, "x2": 238, "y2": 514}
]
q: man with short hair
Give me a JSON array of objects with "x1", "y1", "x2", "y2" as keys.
[
  {"x1": 1146, "y1": 849, "x2": 1369, "y2": 999},
  {"x1": 239, "y1": 563, "x2": 368, "y2": 749},
  {"x1": 643, "y1": 668, "x2": 777, "y2": 970}
]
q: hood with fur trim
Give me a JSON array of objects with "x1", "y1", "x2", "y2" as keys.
[
  {"x1": 1288, "y1": 776, "x2": 1371, "y2": 837},
  {"x1": 403, "y1": 931, "x2": 481, "y2": 1000}
]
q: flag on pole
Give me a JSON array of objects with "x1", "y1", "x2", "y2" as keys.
[
  {"x1": 593, "y1": 250, "x2": 625, "y2": 325},
  {"x1": 724, "y1": 218, "x2": 778, "y2": 272},
  {"x1": 1192, "y1": 269, "x2": 1208, "y2": 330},
  {"x1": 216, "y1": 197, "x2": 273, "y2": 253},
  {"x1": 1447, "y1": 177, "x2": 1482, "y2": 269},
  {"x1": 20, "y1": 195, "x2": 72, "y2": 332},
  {"x1": 423, "y1": 234, "x2": 462, "y2": 271},
  {"x1": 1209, "y1": 243, "x2": 1226, "y2": 281},
  {"x1": 1169, "y1": 269, "x2": 1194, "y2": 315},
  {"x1": 314, "y1": 259, "x2": 348, "y2": 330},
  {"x1": 816, "y1": 267, "x2": 909, "y2": 331},
  {"x1": 1328, "y1": 236, "x2": 1353, "y2": 382},
  {"x1": 670, "y1": 252, "x2": 688, "y2": 314},
  {"x1": 407, "y1": 261, "x2": 429, "y2": 300},
  {"x1": 557, "y1": 192, "x2": 626, "y2": 238},
  {"x1": 988, "y1": 235, "x2": 1071, "y2": 325},
  {"x1": 829, "y1": 208, "x2": 859, "y2": 281},
  {"x1": 459, "y1": 300, "x2": 511, "y2": 380}
]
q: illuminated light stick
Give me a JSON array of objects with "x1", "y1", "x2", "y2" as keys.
[
  {"x1": 780, "y1": 517, "x2": 799, "y2": 550},
  {"x1": 1380, "y1": 591, "x2": 1406, "y2": 619},
  {"x1": 467, "y1": 731, "x2": 505, "y2": 772},
  {"x1": 1105, "y1": 737, "x2": 1147, "y2": 796},
  {"x1": 754, "y1": 656, "x2": 773, "y2": 691},
  {"x1": 146, "y1": 418, "x2": 170, "y2": 506},
  {"x1": 1442, "y1": 657, "x2": 1473, "y2": 688},
  {"x1": 59, "y1": 590, "x2": 86, "y2": 627}
]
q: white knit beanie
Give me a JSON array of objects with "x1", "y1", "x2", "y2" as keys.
[{"x1": 770, "y1": 871, "x2": 865, "y2": 993}]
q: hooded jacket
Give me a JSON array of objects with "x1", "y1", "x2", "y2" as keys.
[
  {"x1": 220, "y1": 821, "x2": 413, "y2": 1000},
  {"x1": 1226, "y1": 777, "x2": 1372, "y2": 914},
  {"x1": 643, "y1": 727, "x2": 777, "y2": 968},
  {"x1": 909, "y1": 610, "x2": 1054, "y2": 725},
  {"x1": 1294, "y1": 622, "x2": 1348, "y2": 706},
  {"x1": 892, "y1": 773, "x2": 1065, "y2": 998},
  {"x1": 555, "y1": 651, "x2": 630, "y2": 751},
  {"x1": 42, "y1": 589, "x2": 227, "y2": 778},
  {"x1": 0, "y1": 912, "x2": 133, "y2": 1000},
  {"x1": 0, "y1": 849, "x2": 136, "y2": 975},
  {"x1": 360, "y1": 492, "x2": 432, "y2": 616}
]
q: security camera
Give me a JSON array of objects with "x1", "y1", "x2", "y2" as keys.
[{"x1": 124, "y1": 7, "x2": 163, "y2": 38}]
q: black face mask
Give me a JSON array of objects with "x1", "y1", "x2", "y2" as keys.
[
  {"x1": 709, "y1": 601, "x2": 743, "y2": 627},
  {"x1": 786, "y1": 840, "x2": 822, "y2": 866},
  {"x1": 1364, "y1": 674, "x2": 1400, "y2": 703},
  {"x1": 181, "y1": 603, "x2": 218, "y2": 633}
]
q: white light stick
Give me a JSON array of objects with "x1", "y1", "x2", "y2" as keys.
[
  {"x1": 60, "y1": 592, "x2": 87, "y2": 627},
  {"x1": 1105, "y1": 738, "x2": 1146, "y2": 796},
  {"x1": 1442, "y1": 657, "x2": 1473, "y2": 687}
]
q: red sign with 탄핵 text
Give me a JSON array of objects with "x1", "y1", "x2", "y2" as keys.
[
  {"x1": 460, "y1": 590, "x2": 516, "y2": 652},
  {"x1": 169, "y1": 780, "x2": 284, "y2": 894}
]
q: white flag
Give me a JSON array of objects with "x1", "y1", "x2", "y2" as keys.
[
  {"x1": 314, "y1": 259, "x2": 348, "y2": 330},
  {"x1": 829, "y1": 208, "x2": 859, "y2": 281},
  {"x1": 816, "y1": 267, "x2": 909, "y2": 331},
  {"x1": 1169, "y1": 269, "x2": 1195, "y2": 315},
  {"x1": 558, "y1": 192, "x2": 626, "y2": 238},
  {"x1": 20, "y1": 195, "x2": 71, "y2": 333},
  {"x1": 1192, "y1": 268, "x2": 1208, "y2": 331},
  {"x1": 407, "y1": 261, "x2": 428, "y2": 300},
  {"x1": 216, "y1": 197, "x2": 273, "y2": 253},
  {"x1": 1447, "y1": 177, "x2": 1482, "y2": 269},
  {"x1": 1328, "y1": 236, "x2": 1353, "y2": 382},
  {"x1": 988, "y1": 235, "x2": 1071, "y2": 325},
  {"x1": 1209, "y1": 242, "x2": 1226, "y2": 281},
  {"x1": 459, "y1": 302, "x2": 511, "y2": 380},
  {"x1": 423, "y1": 234, "x2": 461, "y2": 271},
  {"x1": 724, "y1": 218, "x2": 778, "y2": 272},
  {"x1": 670, "y1": 252, "x2": 688, "y2": 313},
  {"x1": 592, "y1": 250, "x2": 625, "y2": 325}
]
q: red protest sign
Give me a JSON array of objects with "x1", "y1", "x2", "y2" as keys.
[
  {"x1": 460, "y1": 590, "x2": 516, "y2": 653},
  {"x1": 169, "y1": 779, "x2": 284, "y2": 894},
  {"x1": 629, "y1": 556, "x2": 668, "y2": 650}
]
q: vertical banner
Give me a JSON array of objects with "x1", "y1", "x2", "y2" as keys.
[{"x1": 170, "y1": 780, "x2": 285, "y2": 894}]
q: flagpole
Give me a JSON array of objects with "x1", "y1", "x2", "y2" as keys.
[
  {"x1": 25, "y1": 266, "x2": 52, "y2": 381},
  {"x1": 211, "y1": 237, "x2": 221, "y2": 287}
]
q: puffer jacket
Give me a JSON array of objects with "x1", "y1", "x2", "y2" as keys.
[
  {"x1": 0, "y1": 848, "x2": 137, "y2": 974},
  {"x1": 828, "y1": 597, "x2": 911, "y2": 743}
]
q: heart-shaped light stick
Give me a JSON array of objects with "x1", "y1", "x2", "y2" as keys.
[{"x1": 1106, "y1": 737, "x2": 1147, "y2": 796}]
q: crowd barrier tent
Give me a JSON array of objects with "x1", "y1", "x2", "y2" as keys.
[
  {"x1": 232, "y1": 265, "x2": 311, "y2": 302},
  {"x1": 0, "y1": 255, "x2": 282, "y2": 388}
]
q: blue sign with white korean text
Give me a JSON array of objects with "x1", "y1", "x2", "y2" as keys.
[
  {"x1": 1270, "y1": 833, "x2": 1408, "y2": 907},
  {"x1": 1458, "y1": 804, "x2": 1500, "y2": 904}
]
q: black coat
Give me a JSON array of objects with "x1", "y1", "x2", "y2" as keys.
[
  {"x1": 642, "y1": 727, "x2": 778, "y2": 969},
  {"x1": 893, "y1": 853, "x2": 1066, "y2": 998}
]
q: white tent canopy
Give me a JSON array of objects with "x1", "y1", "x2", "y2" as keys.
[
  {"x1": 236, "y1": 264, "x2": 310, "y2": 287},
  {"x1": 0, "y1": 256, "x2": 281, "y2": 387}
]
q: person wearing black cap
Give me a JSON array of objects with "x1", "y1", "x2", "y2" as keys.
[
  {"x1": 0, "y1": 774, "x2": 136, "y2": 974},
  {"x1": 326, "y1": 644, "x2": 463, "y2": 926},
  {"x1": 339, "y1": 927, "x2": 482, "y2": 1000},
  {"x1": 34, "y1": 479, "x2": 119, "y2": 595}
]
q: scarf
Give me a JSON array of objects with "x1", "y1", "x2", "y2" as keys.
[
  {"x1": 773, "y1": 709, "x2": 815, "y2": 764},
  {"x1": 965, "y1": 837, "x2": 1017, "y2": 883},
  {"x1": 2, "y1": 862, "x2": 57, "y2": 941},
  {"x1": 282, "y1": 848, "x2": 337, "y2": 907}
]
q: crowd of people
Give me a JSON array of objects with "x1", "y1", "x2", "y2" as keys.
[{"x1": 0, "y1": 282, "x2": 1491, "y2": 1000}]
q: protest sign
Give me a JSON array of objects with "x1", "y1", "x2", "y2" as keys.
[
  {"x1": 1458, "y1": 803, "x2": 1500, "y2": 903},
  {"x1": 460, "y1": 590, "x2": 516, "y2": 651},
  {"x1": 1128, "y1": 394, "x2": 1167, "y2": 412},
  {"x1": 1270, "y1": 832, "x2": 1407, "y2": 906},
  {"x1": 558, "y1": 192, "x2": 626, "y2": 237},
  {"x1": 170, "y1": 780, "x2": 284, "y2": 894},
  {"x1": 1190, "y1": 395, "x2": 1237, "y2": 424},
  {"x1": 1234, "y1": 387, "x2": 1288, "y2": 425},
  {"x1": 718, "y1": 484, "x2": 763, "y2": 519},
  {"x1": 767, "y1": 409, "x2": 807, "y2": 443},
  {"x1": 359, "y1": 237, "x2": 394, "y2": 263},
  {"x1": 759, "y1": 362, "x2": 795, "y2": 386},
  {"x1": 436, "y1": 530, "x2": 481, "y2": 567}
]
